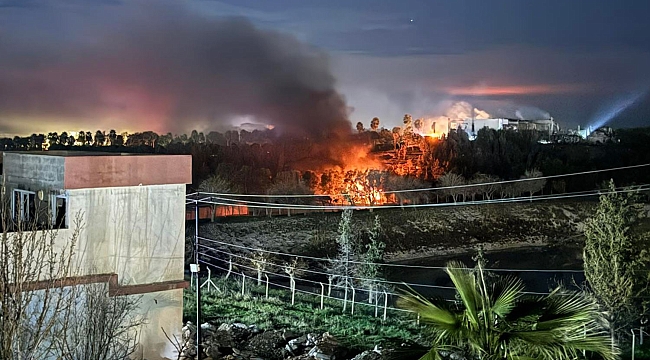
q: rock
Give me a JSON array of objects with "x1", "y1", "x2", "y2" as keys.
[
  {"x1": 306, "y1": 333, "x2": 346, "y2": 360},
  {"x1": 292, "y1": 335, "x2": 308, "y2": 346},
  {"x1": 305, "y1": 333, "x2": 320, "y2": 346},
  {"x1": 282, "y1": 329, "x2": 301, "y2": 341},
  {"x1": 249, "y1": 324, "x2": 263, "y2": 334},
  {"x1": 218, "y1": 322, "x2": 252, "y2": 342},
  {"x1": 246, "y1": 330, "x2": 286, "y2": 360},
  {"x1": 307, "y1": 346, "x2": 331, "y2": 360},
  {"x1": 201, "y1": 322, "x2": 217, "y2": 332},
  {"x1": 182, "y1": 321, "x2": 196, "y2": 342},
  {"x1": 351, "y1": 350, "x2": 381, "y2": 360}
]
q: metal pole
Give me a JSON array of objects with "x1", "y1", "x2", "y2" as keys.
[
  {"x1": 241, "y1": 272, "x2": 245, "y2": 296},
  {"x1": 374, "y1": 291, "x2": 379, "y2": 318},
  {"x1": 383, "y1": 291, "x2": 388, "y2": 321},
  {"x1": 630, "y1": 329, "x2": 636, "y2": 360},
  {"x1": 265, "y1": 274, "x2": 269, "y2": 299},
  {"x1": 194, "y1": 199, "x2": 201, "y2": 358},
  {"x1": 320, "y1": 283, "x2": 325, "y2": 309},
  {"x1": 351, "y1": 286, "x2": 355, "y2": 315}
]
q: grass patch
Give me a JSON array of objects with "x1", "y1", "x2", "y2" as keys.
[{"x1": 184, "y1": 277, "x2": 430, "y2": 351}]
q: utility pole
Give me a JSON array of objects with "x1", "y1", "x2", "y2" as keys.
[{"x1": 194, "y1": 198, "x2": 201, "y2": 358}]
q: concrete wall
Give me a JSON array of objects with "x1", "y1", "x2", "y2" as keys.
[
  {"x1": 65, "y1": 184, "x2": 186, "y2": 359},
  {"x1": 2, "y1": 152, "x2": 189, "y2": 359},
  {"x1": 64, "y1": 155, "x2": 192, "y2": 189},
  {"x1": 67, "y1": 184, "x2": 185, "y2": 285},
  {"x1": 28, "y1": 184, "x2": 186, "y2": 359},
  {"x1": 3, "y1": 153, "x2": 65, "y2": 190}
]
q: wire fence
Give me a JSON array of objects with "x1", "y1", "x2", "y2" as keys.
[{"x1": 196, "y1": 256, "x2": 414, "y2": 319}]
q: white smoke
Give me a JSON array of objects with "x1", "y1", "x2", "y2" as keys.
[
  {"x1": 515, "y1": 110, "x2": 524, "y2": 120},
  {"x1": 445, "y1": 101, "x2": 491, "y2": 120}
]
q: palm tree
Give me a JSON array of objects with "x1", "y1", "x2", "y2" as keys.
[{"x1": 397, "y1": 261, "x2": 617, "y2": 360}]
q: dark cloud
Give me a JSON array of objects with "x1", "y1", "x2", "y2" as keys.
[{"x1": 0, "y1": 1, "x2": 351, "y2": 137}]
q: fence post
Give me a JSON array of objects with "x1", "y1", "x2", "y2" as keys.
[
  {"x1": 351, "y1": 286, "x2": 356, "y2": 315},
  {"x1": 264, "y1": 274, "x2": 269, "y2": 299},
  {"x1": 374, "y1": 291, "x2": 379, "y2": 317},
  {"x1": 328, "y1": 277, "x2": 332, "y2": 296},
  {"x1": 291, "y1": 277, "x2": 296, "y2": 305},
  {"x1": 641, "y1": 326, "x2": 644, "y2": 345},
  {"x1": 241, "y1": 272, "x2": 245, "y2": 296},
  {"x1": 320, "y1": 283, "x2": 325, "y2": 310},
  {"x1": 631, "y1": 329, "x2": 636, "y2": 360},
  {"x1": 383, "y1": 291, "x2": 388, "y2": 321},
  {"x1": 226, "y1": 258, "x2": 233, "y2": 279}
]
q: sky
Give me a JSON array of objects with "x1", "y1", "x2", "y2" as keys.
[{"x1": 1, "y1": 0, "x2": 649, "y2": 136}]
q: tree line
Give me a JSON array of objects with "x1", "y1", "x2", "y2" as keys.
[{"x1": 3, "y1": 125, "x2": 650, "y2": 198}]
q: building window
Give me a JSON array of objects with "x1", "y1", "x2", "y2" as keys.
[
  {"x1": 12, "y1": 189, "x2": 36, "y2": 223},
  {"x1": 51, "y1": 194, "x2": 68, "y2": 228}
]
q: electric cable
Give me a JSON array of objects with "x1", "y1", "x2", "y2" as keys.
[
  {"x1": 197, "y1": 236, "x2": 585, "y2": 273},
  {"x1": 192, "y1": 163, "x2": 650, "y2": 198},
  {"x1": 198, "y1": 250, "x2": 574, "y2": 296},
  {"x1": 192, "y1": 185, "x2": 650, "y2": 210}
]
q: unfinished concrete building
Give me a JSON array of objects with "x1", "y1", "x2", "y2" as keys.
[{"x1": 2, "y1": 151, "x2": 191, "y2": 360}]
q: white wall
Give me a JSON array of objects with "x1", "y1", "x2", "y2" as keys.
[{"x1": 50, "y1": 183, "x2": 187, "y2": 359}]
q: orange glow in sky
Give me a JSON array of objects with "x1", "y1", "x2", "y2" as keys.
[{"x1": 445, "y1": 83, "x2": 587, "y2": 96}]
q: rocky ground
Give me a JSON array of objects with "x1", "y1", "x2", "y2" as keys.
[{"x1": 177, "y1": 321, "x2": 457, "y2": 360}]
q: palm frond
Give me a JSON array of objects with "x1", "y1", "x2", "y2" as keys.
[
  {"x1": 397, "y1": 287, "x2": 459, "y2": 330},
  {"x1": 489, "y1": 275, "x2": 524, "y2": 317},
  {"x1": 445, "y1": 261, "x2": 481, "y2": 326}
]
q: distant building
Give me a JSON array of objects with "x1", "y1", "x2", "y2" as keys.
[
  {"x1": 450, "y1": 118, "x2": 560, "y2": 140},
  {"x1": 2, "y1": 151, "x2": 192, "y2": 360},
  {"x1": 587, "y1": 127, "x2": 616, "y2": 144}
]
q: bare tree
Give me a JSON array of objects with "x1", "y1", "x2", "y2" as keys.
[
  {"x1": 520, "y1": 169, "x2": 546, "y2": 200},
  {"x1": 198, "y1": 174, "x2": 234, "y2": 222},
  {"x1": 57, "y1": 284, "x2": 143, "y2": 360},
  {"x1": 471, "y1": 173, "x2": 500, "y2": 200},
  {"x1": 250, "y1": 251, "x2": 273, "y2": 286},
  {"x1": 438, "y1": 172, "x2": 465, "y2": 203},
  {"x1": 266, "y1": 173, "x2": 312, "y2": 217},
  {"x1": 0, "y1": 187, "x2": 81, "y2": 360}
]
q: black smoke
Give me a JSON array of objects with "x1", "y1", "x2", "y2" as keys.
[{"x1": 0, "y1": 1, "x2": 351, "y2": 138}]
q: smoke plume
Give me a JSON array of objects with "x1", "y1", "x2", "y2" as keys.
[
  {"x1": 445, "y1": 101, "x2": 490, "y2": 120},
  {"x1": 0, "y1": 1, "x2": 351, "y2": 138}
]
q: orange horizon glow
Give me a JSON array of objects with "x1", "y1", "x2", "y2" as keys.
[{"x1": 445, "y1": 83, "x2": 587, "y2": 96}]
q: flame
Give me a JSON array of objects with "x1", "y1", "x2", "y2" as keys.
[{"x1": 315, "y1": 169, "x2": 388, "y2": 206}]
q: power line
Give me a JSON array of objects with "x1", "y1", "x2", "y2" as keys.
[
  {"x1": 204, "y1": 188, "x2": 595, "y2": 208},
  {"x1": 197, "y1": 236, "x2": 585, "y2": 273},
  {"x1": 198, "y1": 245, "x2": 457, "y2": 290},
  {"x1": 191, "y1": 163, "x2": 650, "y2": 198},
  {"x1": 191, "y1": 185, "x2": 650, "y2": 210},
  {"x1": 198, "y1": 252, "x2": 563, "y2": 298}
]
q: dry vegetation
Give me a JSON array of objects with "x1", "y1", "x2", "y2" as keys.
[{"x1": 195, "y1": 201, "x2": 595, "y2": 262}]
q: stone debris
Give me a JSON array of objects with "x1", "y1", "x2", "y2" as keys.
[{"x1": 176, "y1": 322, "x2": 390, "y2": 360}]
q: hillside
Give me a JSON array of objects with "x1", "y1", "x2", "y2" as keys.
[{"x1": 195, "y1": 201, "x2": 596, "y2": 262}]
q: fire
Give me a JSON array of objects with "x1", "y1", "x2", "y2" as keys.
[{"x1": 314, "y1": 169, "x2": 388, "y2": 206}]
